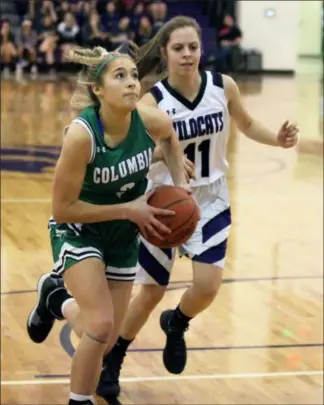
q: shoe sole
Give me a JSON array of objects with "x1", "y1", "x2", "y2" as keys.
[
  {"x1": 26, "y1": 272, "x2": 53, "y2": 341},
  {"x1": 96, "y1": 374, "x2": 121, "y2": 399},
  {"x1": 96, "y1": 387, "x2": 121, "y2": 400}
]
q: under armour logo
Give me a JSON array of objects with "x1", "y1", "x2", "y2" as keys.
[
  {"x1": 96, "y1": 146, "x2": 107, "y2": 153},
  {"x1": 166, "y1": 108, "x2": 176, "y2": 115}
]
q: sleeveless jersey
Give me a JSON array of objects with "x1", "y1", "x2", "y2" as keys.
[
  {"x1": 72, "y1": 106, "x2": 155, "y2": 205},
  {"x1": 148, "y1": 71, "x2": 229, "y2": 187},
  {"x1": 50, "y1": 106, "x2": 155, "y2": 248}
]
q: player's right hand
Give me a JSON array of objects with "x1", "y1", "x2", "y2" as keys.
[{"x1": 127, "y1": 191, "x2": 175, "y2": 240}]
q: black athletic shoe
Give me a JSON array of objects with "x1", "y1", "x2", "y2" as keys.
[
  {"x1": 27, "y1": 272, "x2": 64, "y2": 343},
  {"x1": 96, "y1": 347, "x2": 126, "y2": 399},
  {"x1": 160, "y1": 309, "x2": 188, "y2": 374}
]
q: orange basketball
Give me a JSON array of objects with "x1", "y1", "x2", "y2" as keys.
[{"x1": 144, "y1": 185, "x2": 200, "y2": 248}]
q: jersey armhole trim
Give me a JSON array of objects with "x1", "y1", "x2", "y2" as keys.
[
  {"x1": 145, "y1": 130, "x2": 156, "y2": 146},
  {"x1": 211, "y1": 72, "x2": 224, "y2": 89},
  {"x1": 149, "y1": 86, "x2": 163, "y2": 104},
  {"x1": 72, "y1": 117, "x2": 96, "y2": 164}
]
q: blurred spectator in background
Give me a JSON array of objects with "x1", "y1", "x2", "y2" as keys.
[
  {"x1": 149, "y1": 0, "x2": 167, "y2": 35},
  {"x1": 69, "y1": 0, "x2": 82, "y2": 15},
  {"x1": 218, "y1": 14, "x2": 242, "y2": 47},
  {"x1": 55, "y1": 1, "x2": 71, "y2": 21},
  {"x1": 135, "y1": 16, "x2": 153, "y2": 46},
  {"x1": 57, "y1": 11, "x2": 80, "y2": 54},
  {"x1": 215, "y1": 14, "x2": 242, "y2": 72},
  {"x1": 38, "y1": 14, "x2": 58, "y2": 78},
  {"x1": 109, "y1": 16, "x2": 134, "y2": 48},
  {"x1": 28, "y1": 0, "x2": 58, "y2": 32},
  {"x1": 120, "y1": 0, "x2": 135, "y2": 17},
  {"x1": 72, "y1": 1, "x2": 92, "y2": 27},
  {"x1": 15, "y1": 19, "x2": 38, "y2": 79},
  {"x1": 82, "y1": 11, "x2": 110, "y2": 49},
  {"x1": 101, "y1": 1, "x2": 120, "y2": 32},
  {"x1": 80, "y1": 1, "x2": 100, "y2": 26},
  {"x1": 1, "y1": 0, "x2": 169, "y2": 81},
  {"x1": 1, "y1": 20, "x2": 17, "y2": 78},
  {"x1": 130, "y1": 2, "x2": 146, "y2": 32}
]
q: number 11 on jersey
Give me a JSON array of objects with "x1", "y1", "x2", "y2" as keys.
[{"x1": 184, "y1": 139, "x2": 210, "y2": 178}]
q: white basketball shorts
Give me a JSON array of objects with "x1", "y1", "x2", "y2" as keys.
[{"x1": 135, "y1": 176, "x2": 231, "y2": 286}]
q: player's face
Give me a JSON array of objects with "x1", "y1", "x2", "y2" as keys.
[
  {"x1": 165, "y1": 27, "x2": 201, "y2": 76},
  {"x1": 96, "y1": 57, "x2": 141, "y2": 112}
]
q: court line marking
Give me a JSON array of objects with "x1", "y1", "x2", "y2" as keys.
[
  {"x1": 2, "y1": 274, "x2": 323, "y2": 296},
  {"x1": 1, "y1": 370, "x2": 323, "y2": 386}
]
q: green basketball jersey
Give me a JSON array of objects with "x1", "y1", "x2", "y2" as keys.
[
  {"x1": 73, "y1": 106, "x2": 155, "y2": 205},
  {"x1": 48, "y1": 106, "x2": 156, "y2": 276}
]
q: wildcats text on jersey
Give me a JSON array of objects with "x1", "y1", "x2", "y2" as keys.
[
  {"x1": 147, "y1": 71, "x2": 229, "y2": 186},
  {"x1": 173, "y1": 111, "x2": 224, "y2": 141},
  {"x1": 93, "y1": 147, "x2": 153, "y2": 184}
]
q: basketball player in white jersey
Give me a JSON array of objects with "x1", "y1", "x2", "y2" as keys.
[
  {"x1": 25, "y1": 16, "x2": 299, "y2": 402},
  {"x1": 95, "y1": 16, "x2": 298, "y2": 399}
]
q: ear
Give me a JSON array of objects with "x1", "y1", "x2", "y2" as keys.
[{"x1": 91, "y1": 83, "x2": 102, "y2": 98}]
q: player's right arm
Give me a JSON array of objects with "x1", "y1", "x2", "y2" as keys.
[
  {"x1": 52, "y1": 123, "x2": 173, "y2": 239},
  {"x1": 140, "y1": 92, "x2": 195, "y2": 181}
]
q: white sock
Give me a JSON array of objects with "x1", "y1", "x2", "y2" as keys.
[
  {"x1": 61, "y1": 298, "x2": 75, "y2": 319},
  {"x1": 69, "y1": 392, "x2": 95, "y2": 404}
]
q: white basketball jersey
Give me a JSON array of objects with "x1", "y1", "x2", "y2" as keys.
[{"x1": 147, "y1": 71, "x2": 230, "y2": 187}]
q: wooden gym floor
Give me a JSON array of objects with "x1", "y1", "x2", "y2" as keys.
[{"x1": 1, "y1": 70, "x2": 323, "y2": 404}]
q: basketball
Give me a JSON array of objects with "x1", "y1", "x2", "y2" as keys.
[{"x1": 144, "y1": 185, "x2": 200, "y2": 248}]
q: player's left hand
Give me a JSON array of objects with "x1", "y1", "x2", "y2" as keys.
[
  {"x1": 178, "y1": 182, "x2": 192, "y2": 195},
  {"x1": 177, "y1": 183, "x2": 201, "y2": 220},
  {"x1": 277, "y1": 121, "x2": 299, "y2": 148},
  {"x1": 183, "y1": 156, "x2": 196, "y2": 182}
]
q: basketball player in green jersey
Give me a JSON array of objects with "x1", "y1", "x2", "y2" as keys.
[{"x1": 26, "y1": 46, "x2": 188, "y2": 405}]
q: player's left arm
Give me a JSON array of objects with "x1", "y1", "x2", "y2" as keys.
[
  {"x1": 137, "y1": 102, "x2": 189, "y2": 188},
  {"x1": 223, "y1": 74, "x2": 299, "y2": 148}
]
